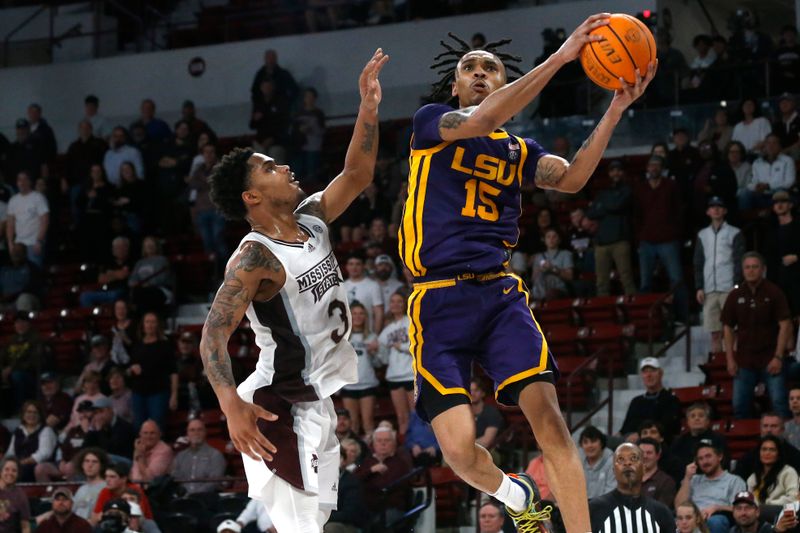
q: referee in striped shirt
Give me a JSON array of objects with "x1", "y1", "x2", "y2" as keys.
[{"x1": 589, "y1": 443, "x2": 675, "y2": 533}]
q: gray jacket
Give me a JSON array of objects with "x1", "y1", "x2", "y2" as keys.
[
  {"x1": 693, "y1": 222, "x2": 745, "y2": 293},
  {"x1": 582, "y1": 447, "x2": 617, "y2": 500}
]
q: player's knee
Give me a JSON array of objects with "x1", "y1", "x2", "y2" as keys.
[{"x1": 439, "y1": 440, "x2": 478, "y2": 472}]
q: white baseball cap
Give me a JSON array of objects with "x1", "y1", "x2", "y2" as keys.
[
  {"x1": 639, "y1": 357, "x2": 661, "y2": 370},
  {"x1": 128, "y1": 501, "x2": 142, "y2": 517},
  {"x1": 217, "y1": 520, "x2": 242, "y2": 533}
]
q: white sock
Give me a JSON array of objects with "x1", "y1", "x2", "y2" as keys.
[{"x1": 489, "y1": 474, "x2": 528, "y2": 512}]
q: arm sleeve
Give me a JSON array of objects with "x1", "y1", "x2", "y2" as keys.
[
  {"x1": 237, "y1": 499, "x2": 260, "y2": 525},
  {"x1": 729, "y1": 475, "x2": 747, "y2": 502},
  {"x1": 31, "y1": 427, "x2": 57, "y2": 463},
  {"x1": 522, "y1": 138, "x2": 551, "y2": 184},
  {"x1": 693, "y1": 236, "x2": 705, "y2": 289},
  {"x1": 35, "y1": 194, "x2": 49, "y2": 216},
  {"x1": 780, "y1": 156, "x2": 797, "y2": 189},
  {"x1": 732, "y1": 232, "x2": 745, "y2": 284},
  {"x1": 411, "y1": 104, "x2": 452, "y2": 148},
  {"x1": 775, "y1": 289, "x2": 792, "y2": 322}
]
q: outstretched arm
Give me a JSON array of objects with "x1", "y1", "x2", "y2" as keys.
[
  {"x1": 200, "y1": 241, "x2": 283, "y2": 461},
  {"x1": 534, "y1": 61, "x2": 658, "y2": 193},
  {"x1": 438, "y1": 14, "x2": 610, "y2": 141},
  {"x1": 300, "y1": 48, "x2": 389, "y2": 223}
]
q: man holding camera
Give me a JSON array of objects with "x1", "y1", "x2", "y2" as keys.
[{"x1": 93, "y1": 499, "x2": 136, "y2": 533}]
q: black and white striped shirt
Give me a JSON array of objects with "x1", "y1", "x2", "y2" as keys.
[{"x1": 589, "y1": 490, "x2": 675, "y2": 533}]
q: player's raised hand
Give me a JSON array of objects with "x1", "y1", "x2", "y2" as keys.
[
  {"x1": 359, "y1": 48, "x2": 389, "y2": 111},
  {"x1": 610, "y1": 60, "x2": 658, "y2": 111},
  {"x1": 225, "y1": 397, "x2": 279, "y2": 462},
  {"x1": 555, "y1": 13, "x2": 611, "y2": 63}
]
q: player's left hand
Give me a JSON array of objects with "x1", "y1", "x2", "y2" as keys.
[
  {"x1": 610, "y1": 61, "x2": 658, "y2": 112},
  {"x1": 359, "y1": 48, "x2": 389, "y2": 111},
  {"x1": 555, "y1": 13, "x2": 611, "y2": 63}
]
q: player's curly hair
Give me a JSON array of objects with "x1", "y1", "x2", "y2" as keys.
[
  {"x1": 430, "y1": 32, "x2": 524, "y2": 103},
  {"x1": 208, "y1": 147, "x2": 254, "y2": 221}
]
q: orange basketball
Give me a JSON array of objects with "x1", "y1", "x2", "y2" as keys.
[{"x1": 579, "y1": 13, "x2": 656, "y2": 91}]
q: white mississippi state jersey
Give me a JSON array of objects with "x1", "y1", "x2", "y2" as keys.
[{"x1": 234, "y1": 203, "x2": 357, "y2": 404}]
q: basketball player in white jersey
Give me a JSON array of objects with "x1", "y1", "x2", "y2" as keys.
[{"x1": 199, "y1": 48, "x2": 388, "y2": 533}]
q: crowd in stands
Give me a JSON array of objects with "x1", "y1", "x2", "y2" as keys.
[{"x1": 0, "y1": 7, "x2": 800, "y2": 531}]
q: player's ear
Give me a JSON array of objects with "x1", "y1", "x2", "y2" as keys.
[
  {"x1": 242, "y1": 189, "x2": 260, "y2": 207},
  {"x1": 451, "y1": 80, "x2": 458, "y2": 98}
]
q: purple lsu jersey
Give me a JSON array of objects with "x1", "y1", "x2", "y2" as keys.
[{"x1": 399, "y1": 103, "x2": 549, "y2": 279}]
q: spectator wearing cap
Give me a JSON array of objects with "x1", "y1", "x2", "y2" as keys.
[
  {"x1": 170, "y1": 418, "x2": 225, "y2": 494},
  {"x1": 119, "y1": 488, "x2": 159, "y2": 533},
  {"x1": 639, "y1": 438, "x2": 677, "y2": 509},
  {"x1": 728, "y1": 491, "x2": 774, "y2": 533},
  {"x1": 83, "y1": 95, "x2": 109, "y2": 140},
  {"x1": 732, "y1": 98, "x2": 773, "y2": 156},
  {"x1": 36, "y1": 487, "x2": 92, "y2": 533},
  {"x1": 39, "y1": 373, "x2": 73, "y2": 431},
  {"x1": 634, "y1": 155, "x2": 688, "y2": 321},
  {"x1": 343, "y1": 253, "x2": 383, "y2": 334},
  {"x1": 373, "y1": 255, "x2": 403, "y2": 316},
  {"x1": 35, "y1": 399, "x2": 96, "y2": 482},
  {"x1": 65, "y1": 371, "x2": 107, "y2": 432},
  {"x1": 107, "y1": 367, "x2": 133, "y2": 424},
  {"x1": 103, "y1": 127, "x2": 144, "y2": 187},
  {"x1": 773, "y1": 93, "x2": 800, "y2": 158},
  {"x1": 0, "y1": 310, "x2": 44, "y2": 412},
  {"x1": 0, "y1": 241, "x2": 42, "y2": 313},
  {"x1": 586, "y1": 159, "x2": 636, "y2": 296},
  {"x1": 5, "y1": 401, "x2": 56, "y2": 481},
  {"x1": 589, "y1": 443, "x2": 675, "y2": 533},
  {"x1": 0, "y1": 457, "x2": 31, "y2": 533},
  {"x1": 92, "y1": 463, "x2": 153, "y2": 524},
  {"x1": 6, "y1": 170, "x2": 49, "y2": 267},
  {"x1": 674, "y1": 441, "x2": 746, "y2": 533},
  {"x1": 235, "y1": 499, "x2": 276, "y2": 533},
  {"x1": 722, "y1": 251, "x2": 793, "y2": 419},
  {"x1": 579, "y1": 425, "x2": 617, "y2": 499},
  {"x1": 6, "y1": 118, "x2": 45, "y2": 180},
  {"x1": 618, "y1": 358, "x2": 682, "y2": 441},
  {"x1": 694, "y1": 197, "x2": 745, "y2": 353},
  {"x1": 741, "y1": 134, "x2": 797, "y2": 210},
  {"x1": 78, "y1": 335, "x2": 114, "y2": 394},
  {"x1": 334, "y1": 408, "x2": 367, "y2": 462},
  {"x1": 83, "y1": 396, "x2": 136, "y2": 464},
  {"x1": 131, "y1": 419, "x2": 173, "y2": 482},
  {"x1": 765, "y1": 190, "x2": 800, "y2": 318},
  {"x1": 670, "y1": 402, "x2": 729, "y2": 469},
  {"x1": 97, "y1": 498, "x2": 134, "y2": 532}
]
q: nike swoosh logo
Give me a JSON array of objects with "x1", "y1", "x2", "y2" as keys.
[{"x1": 503, "y1": 286, "x2": 513, "y2": 294}]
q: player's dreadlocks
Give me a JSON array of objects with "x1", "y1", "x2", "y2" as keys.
[
  {"x1": 430, "y1": 32, "x2": 525, "y2": 103},
  {"x1": 208, "y1": 146, "x2": 254, "y2": 221}
]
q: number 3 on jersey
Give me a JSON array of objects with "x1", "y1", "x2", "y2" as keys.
[{"x1": 461, "y1": 179, "x2": 500, "y2": 222}]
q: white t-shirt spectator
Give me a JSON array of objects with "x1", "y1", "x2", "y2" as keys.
[
  {"x1": 7, "y1": 190, "x2": 49, "y2": 246},
  {"x1": 342, "y1": 331, "x2": 379, "y2": 391},
  {"x1": 750, "y1": 153, "x2": 797, "y2": 191},
  {"x1": 237, "y1": 498, "x2": 275, "y2": 531},
  {"x1": 343, "y1": 277, "x2": 383, "y2": 329},
  {"x1": 377, "y1": 316, "x2": 413, "y2": 382},
  {"x1": 731, "y1": 117, "x2": 772, "y2": 152},
  {"x1": 378, "y1": 278, "x2": 404, "y2": 314}
]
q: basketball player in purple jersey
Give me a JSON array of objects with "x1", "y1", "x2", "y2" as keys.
[
  {"x1": 399, "y1": 15, "x2": 656, "y2": 532},
  {"x1": 199, "y1": 49, "x2": 388, "y2": 533}
]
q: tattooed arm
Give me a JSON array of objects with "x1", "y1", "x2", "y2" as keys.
[
  {"x1": 200, "y1": 241, "x2": 284, "y2": 460},
  {"x1": 534, "y1": 62, "x2": 658, "y2": 193},
  {"x1": 301, "y1": 48, "x2": 389, "y2": 223}
]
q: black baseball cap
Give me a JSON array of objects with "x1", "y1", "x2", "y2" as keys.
[
  {"x1": 103, "y1": 498, "x2": 131, "y2": 515},
  {"x1": 707, "y1": 196, "x2": 726, "y2": 208},
  {"x1": 335, "y1": 408, "x2": 350, "y2": 418}
]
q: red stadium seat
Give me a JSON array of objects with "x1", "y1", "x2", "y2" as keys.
[
  {"x1": 531, "y1": 298, "x2": 579, "y2": 329},
  {"x1": 619, "y1": 293, "x2": 670, "y2": 341},
  {"x1": 429, "y1": 467, "x2": 469, "y2": 528},
  {"x1": 573, "y1": 296, "x2": 625, "y2": 326},
  {"x1": 725, "y1": 418, "x2": 761, "y2": 459}
]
